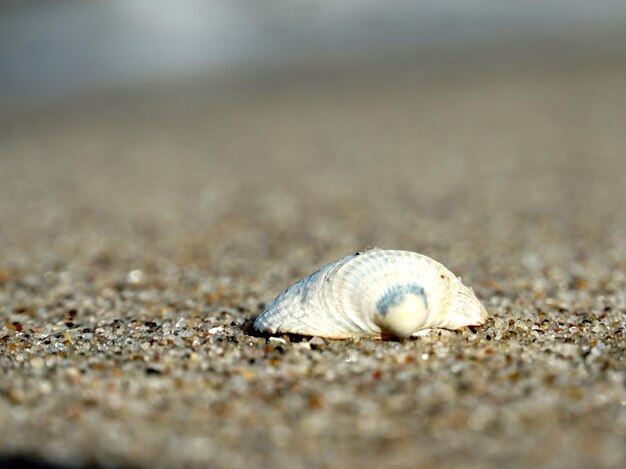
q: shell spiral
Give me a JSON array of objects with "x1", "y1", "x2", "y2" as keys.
[{"x1": 254, "y1": 248, "x2": 488, "y2": 339}]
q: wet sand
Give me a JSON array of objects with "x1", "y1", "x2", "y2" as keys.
[{"x1": 1, "y1": 59, "x2": 625, "y2": 468}]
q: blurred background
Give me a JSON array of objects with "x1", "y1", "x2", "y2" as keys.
[
  {"x1": 2, "y1": 0, "x2": 626, "y2": 265},
  {"x1": 2, "y1": 0, "x2": 626, "y2": 308},
  {"x1": 2, "y1": 0, "x2": 626, "y2": 111}
]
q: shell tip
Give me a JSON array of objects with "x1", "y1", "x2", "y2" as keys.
[{"x1": 446, "y1": 284, "x2": 488, "y2": 330}]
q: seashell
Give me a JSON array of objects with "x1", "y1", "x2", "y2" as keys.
[{"x1": 254, "y1": 248, "x2": 488, "y2": 339}]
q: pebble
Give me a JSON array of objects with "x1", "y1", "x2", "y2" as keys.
[{"x1": 268, "y1": 337, "x2": 287, "y2": 345}]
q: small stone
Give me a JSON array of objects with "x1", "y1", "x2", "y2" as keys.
[
  {"x1": 293, "y1": 342, "x2": 311, "y2": 350},
  {"x1": 7, "y1": 387, "x2": 28, "y2": 404},
  {"x1": 309, "y1": 337, "x2": 324, "y2": 346},
  {"x1": 126, "y1": 270, "x2": 144, "y2": 284},
  {"x1": 268, "y1": 337, "x2": 287, "y2": 345},
  {"x1": 31, "y1": 357, "x2": 45, "y2": 368},
  {"x1": 0, "y1": 269, "x2": 10, "y2": 282},
  {"x1": 241, "y1": 369, "x2": 256, "y2": 380}
]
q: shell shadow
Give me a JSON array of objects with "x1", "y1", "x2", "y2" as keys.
[
  {"x1": 242, "y1": 316, "x2": 331, "y2": 343},
  {"x1": 244, "y1": 315, "x2": 410, "y2": 343},
  {"x1": 242, "y1": 316, "x2": 265, "y2": 338}
]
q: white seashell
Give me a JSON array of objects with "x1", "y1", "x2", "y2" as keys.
[{"x1": 254, "y1": 248, "x2": 488, "y2": 339}]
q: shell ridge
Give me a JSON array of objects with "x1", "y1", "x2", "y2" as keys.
[
  {"x1": 297, "y1": 254, "x2": 359, "y2": 336},
  {"x1": 325, "y1": 254, "x2": 373, "y2": 334},
  {"x1": 256, "y1": 254, "x2": 356, "y2": 336},
  {"x1": 331, "y1": 250, "x2": 396, "y2": 334}
]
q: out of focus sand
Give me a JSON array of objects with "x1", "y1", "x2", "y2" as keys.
[{"x1": 1, "y1": 59, "x2": 625, "y2": 468}]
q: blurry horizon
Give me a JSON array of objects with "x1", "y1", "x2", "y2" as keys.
[{"x1": 2, "y1": 0, "x2": 626, "y2": 113}]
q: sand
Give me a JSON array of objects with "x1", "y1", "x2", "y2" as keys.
[{"x1": 1, "y1": 59, "x2": 625, "y2": 468}]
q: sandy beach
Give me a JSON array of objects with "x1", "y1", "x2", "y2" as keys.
[{"x1": 1, "y1": 58, "x2": 625, "y2": 467}]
